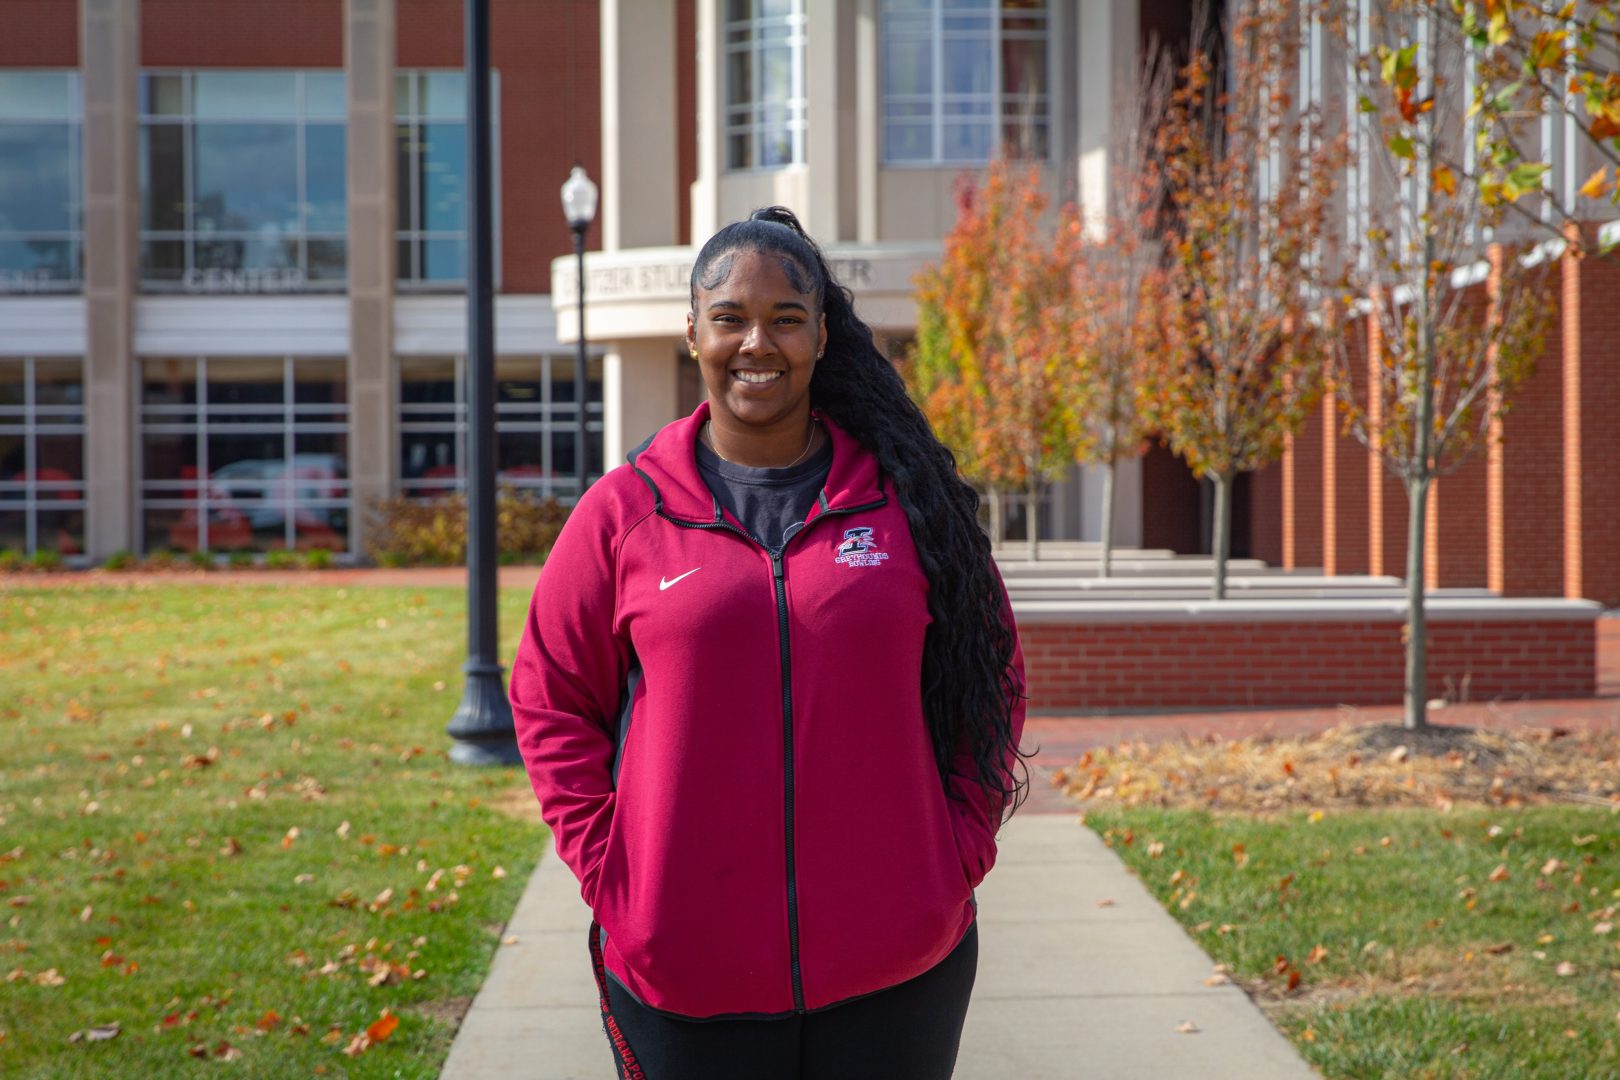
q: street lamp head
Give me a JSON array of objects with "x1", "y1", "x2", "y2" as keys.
[{"x1": 561, "y1": 165, "x2": 599, "y2": 231}]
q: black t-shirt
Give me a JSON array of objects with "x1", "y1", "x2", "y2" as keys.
[{"x1": 695, "y1": 431, "x2": 834, "y2": 552}]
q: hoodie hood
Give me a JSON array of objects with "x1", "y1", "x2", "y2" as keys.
[{"x1": 627, "y1": 401, "x2": 886, "y2": 525}]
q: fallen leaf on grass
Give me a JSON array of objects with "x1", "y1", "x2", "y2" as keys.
[
  {"x1": 1484, "y1": 943, "x2": 1515, "y2": 955},
  {"x1": 1204, "y1": 973, "x2": 1230, "y2": 986},
  {"x1": 367, "y1": 1011, "x2": 398, "y2": 1042},
  {"x1": 1175, "y1": 1021, "x2": 1201, "y2": 1034},
  {"x1": 1488, "y1": 864, "x2": 1510, "y2": 882},
  {"x1": 1306, "y1": 945, "x2": 1329, "y2": 965},
  {"x1": 1557, "y1": 962, "x2": 1577, "y2": 976},
  {"x1": 35, "y1": 968, "x2": 65, "y2": 986},
  {"x1": 1596, "y1": 923, "x2": 1614, "y2": 936},
  {"x1": 255, "y1": 1010, "x2": 281, "y2": 1032},
  {"x1": 67, "y1": 1022, "x2": 120, "y2": 1043},
  {"x1": 1543, "y1": 858, "x2": 1566, "y2": 876},
  {"x1": 219, "y1": 838, "x2": 243, "y2": 857}
]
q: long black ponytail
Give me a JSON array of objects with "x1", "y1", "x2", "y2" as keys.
[{"x1": 691, "y1": 206, "x2": 1029, "y2": 818}]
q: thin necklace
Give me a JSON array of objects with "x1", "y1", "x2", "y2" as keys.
[{"x1": 704, "y1": 420, "x2": 818, "y2": 469}]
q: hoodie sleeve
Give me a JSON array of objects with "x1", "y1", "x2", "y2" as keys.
[
  {"x1": 944, "y1": 566, "x2": 1026, "y2": 890},
  {"x1": 509, "y1": 484, "x2": 634, "y2": 908}
]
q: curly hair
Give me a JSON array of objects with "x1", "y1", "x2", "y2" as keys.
[{"x1": 690, "y1": 205, "x2": 1029, "y2": 818}]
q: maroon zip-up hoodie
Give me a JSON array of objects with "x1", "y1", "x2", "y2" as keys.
[{"x1": 509, "y1": 402, "x2": 1025, "y2": 1019}]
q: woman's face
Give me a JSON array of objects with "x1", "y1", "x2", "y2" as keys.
[{"x1": 687, "y1": 248, "x2": 827, "y2": 436}]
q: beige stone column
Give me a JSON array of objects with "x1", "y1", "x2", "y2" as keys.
[
  {"x1": 345, "y1": 0, "x2": 396, "y2": 557},
  {"x1": 691, "y1": 0, "x2": 721, "y2": 242},
  {"x1": 80, "y1": 0, "x2": 140, "y2": 559},
  {"x1": 803, "y1": 2, "x2": 846, "y2": 242},
  {"x1": 854, "y1": 0, "x2": 878, "y2": 243},
  {"x1": 603, "y1": 340, "x2": 679, "y2": 468},
  {"x1": 601, "y1": 0, "x2": 678, "y2": 251},
  {"x1": 1075, "y1": 0, "x2": 1138, "y2": 237}
]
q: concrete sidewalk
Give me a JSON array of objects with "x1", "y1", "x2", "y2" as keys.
[{"x1": 439, "y1": 815, "x2": 1317, "y2": 1080}]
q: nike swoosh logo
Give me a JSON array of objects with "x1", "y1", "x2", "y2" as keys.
[{"x1": 659, "y1": 567, "x2": 701, "y2": 591}]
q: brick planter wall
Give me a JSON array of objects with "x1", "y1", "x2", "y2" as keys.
[{"x1": 1017, "y1": 609, "x2": 1597, "y2": 713}]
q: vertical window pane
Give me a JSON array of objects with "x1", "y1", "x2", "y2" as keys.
[
  {"x1": 0, "y1": 360, "x2": 23, "y2": 406},
  {"x1": 142, "y1": 357, "x2": 198, "y2": 405},
  {"x1": 307, "y1": 238, "x2": 346, "y2": 281},
  {"x1": 33, "y1": 360, "x2": 82, "y2": 407},
  {"x1": 207, "y1": 358, "x2": 285, "y2": 406},
  {"x1": 724, "y1": 4, "x2": 803, "y2": 172},
  {"x1": 140, "y1": 74, "x2": 187, "y2": 117},
  {"x1": 419, "y1": 123, "x2": 466, "y2": 232},
  {"x1": 294, "y1": 358, "x2": 347, "y2": 405},
  {"x1": 141, "y1": 123, "x2": 187, "y2": 231},
  {"x1": 0, "y1": 124, "x2": 73, "y2": 230},
  {"x1": 37, "y1": 509, "x2": 85, "y2": 555},
  {"x1": 421, "y1": 236, "x2": 465, "y2": 282},
  {"x1": 0, "y1": 239, "x2": 74, "y2": 281},
  {"x1": 304, "y1": 123, "x2": 347, "y2": 232},
  {"x1": 422, "y1": 72, "x2": 466, "y2": 119},
  {"x1": 0, "y1": 512, "x2": 25, "y2": 551},
  {"x1": 883, "y1": 38, "x2": 933, "y2": 96},
  {"x1": 193, "y1": 124, "x2": 299, "y2": 232}
]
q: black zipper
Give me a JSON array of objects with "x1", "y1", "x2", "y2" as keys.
[{"x1": 658, "y1": 493, "x2": 887, "y2": 1012}]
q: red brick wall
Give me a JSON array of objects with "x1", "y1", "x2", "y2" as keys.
[
  {"x1": 1140, "y1": 440, "x2": 1203, "y2": 554},
  {"x1": 1018, "y1": 616, "x2": 1596, "y2": 712},
  {"x1": 676, "y1": 0, "x2": 696, "y2": 246},
  {"x1": 1326, "y1": 316, "x2": 1370, "y2": 575},
  {"x1": 0, "y1": 0, "x2": 76, "y2": 65},
  {"x1": 1565, "y1": 228, "x2": 1620, "y2": 607},
  {"x1": 1287, "y1": 392, "x2": 1325, "y2": 569},
  {"x1": 1424, "y1": 279, "x2": 1489, "y2": 588},
  {"x1": 1250, "y1": 461, "x2": 1282, "y2": 566},
  {"x1": 142, "y1": 0, "x2": 342, "y2": 66},
  {"x1": 398, "y1": 0, "x2": 601, "y2": 297},
  {"x1": 1489, "y1": 244, "x2": 1564, "y2": 597}
]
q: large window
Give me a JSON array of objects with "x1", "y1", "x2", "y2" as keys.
[
  {"x1": 880, "y1": 0, "x2": 1049, "y2": 165},
  {"x1": 140, "y1": 357, "x2": 349, "y2": 553},
  {"x1": 396, "y1": 71, "x2": 498, "y2": 286},
  {"x1": 138, "y1": 71, "x2": 347, "y2": 292},
  {"x1": 0, "y1": 358, "x2": 85, "y2": 555},
  {"x1": 0, "y1": 72, "x2": 82, "y2": 293},
  {"x1": 399, "y1": 355, "x2": 602, "y2": 501},
  {"x1": 724, "y1": 0, "x2": 806, "y2": 170}
]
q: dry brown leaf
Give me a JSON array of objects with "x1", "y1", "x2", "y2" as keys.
[
  {"x1": 1175, "y1": 1020, "x2": 1201, "y2": 1034},
  {"x1": 1488, "y1": 865, "x2": 1510, "y2": 883}
]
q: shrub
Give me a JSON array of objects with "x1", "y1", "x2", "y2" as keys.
[
  {"x1": 103, "y1": 550, "x2": 137, "y2": 571},
  {"x1": 264, "y1": 549, "x2": 300, "y2": 570},
  {"x1": 0, "y1": 548, "x2": 23, "y2": 572},
  {"x1": 143, "y1": 549, "x2": 179, "y2": 571},
  {"x1": 227, "y1": 550, "x2": 255, "y2": 569},
  {"x1": 188, "y1": 550, "x2": 216, "y2": 570},
  {"x1": 302, "y1": 547, "x2": 334, "y2": 570},
  {"x1": 27, "y1": 549, "x2": 63, "y2": 572},
  {"x1": 365, "y1": 489, "x2": 569, "y2": 567}
]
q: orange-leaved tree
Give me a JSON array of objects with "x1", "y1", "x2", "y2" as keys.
[
  {"x1": 1151, "y1": 0, "x2": 1345, "y2": 600},
  {"x1": 910, "y1": 162, "x2": 1088, "y2": 558},
  {"x1": 1333, "y1": 0, "x2": 1555, "y2": 730}
]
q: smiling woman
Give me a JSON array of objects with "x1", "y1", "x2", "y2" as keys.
[{"x1": 510, "y1": 206, "x2": 1030, "y2": 1079}]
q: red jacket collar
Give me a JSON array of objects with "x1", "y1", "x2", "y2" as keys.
[{"x1": 628, "y1": 401, "x2": 887, "y2": 525}]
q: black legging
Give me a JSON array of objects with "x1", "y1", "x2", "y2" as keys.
[{"x1": 592, "y1": 923, "x2": 979, "y2": 1080}]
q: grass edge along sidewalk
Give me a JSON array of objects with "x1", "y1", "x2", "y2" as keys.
[{"x1": 0, "y1": 582, "x2": 548, "y2": 1078}]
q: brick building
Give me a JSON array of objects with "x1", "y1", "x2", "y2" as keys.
[{"x1": 2, "y1": 0, "x2": 1614, "y2": 611}]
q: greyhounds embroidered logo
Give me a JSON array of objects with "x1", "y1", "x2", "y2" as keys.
[{"x1": 834, "y1": 526, "x2": 889, "y2": 568}]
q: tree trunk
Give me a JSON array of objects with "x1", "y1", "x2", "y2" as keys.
[
  {"x1": 1026, "y1": 475, "x2": 1040, "y2": 562},
  {"x1": 1210, "y1": 469, "x2": 1232, "y2": 601},
  {"x1": 1099, "y1": 453, "x2": 1117, "y2": 579},
  {"x1": 988, "y1": 488, "x2": 1004, "y2": 549},
  {"x1": 1404, "y1": 475, "x2": 1431, "y2": 730}
]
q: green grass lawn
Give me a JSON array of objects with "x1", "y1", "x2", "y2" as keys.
[
  {"x1": 1085, "y1": 805, "x2": 1620, "y2": 1080},
  {"x1": 0, "y1": 583, "x2": 549, "y2": 1078}
]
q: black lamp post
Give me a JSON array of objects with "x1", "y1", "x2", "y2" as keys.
[
  {"x1": 447, "y1": 0, "x2": 518, "y2": 766},
  {"x1": 560, "y1": 165, "x2": 598, "y2": 499}
]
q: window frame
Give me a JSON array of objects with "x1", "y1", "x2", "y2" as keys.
[
  {"x1": 394, "y1": 69, "x2": 502, "y2": 290},
  {"x1": 879, "y1": 0, "x2": 1053, "y2": 168},
  {"x1": 0, "y1": 356, "x2": 87, "y2": 555},
  {"x1": 136, "y1": 70, "x2": 348, "y2": 293},
  {"x1": 138, "y1": 355, "x2": 351, "y2": 553},
  {"x1": 397, "y1": 353, "x2": 603, "y2": 503},
  {"x1": 723, "y1": 0, "x2": 808, "y2": 172},
  {"x1": 0, "y1": 71, "x2": 85, "y2": 294}
]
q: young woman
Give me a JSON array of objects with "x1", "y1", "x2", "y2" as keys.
[{"x1": 510, "y1": 207, "x2": 1026, "y2": 1079}]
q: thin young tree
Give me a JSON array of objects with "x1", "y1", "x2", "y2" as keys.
[
  {"x1": 909, "y1": 163, "x2": 1087, "y2": 557},
  {"x1": 1067, "y1": 40, "x2": 1176, "y2": 578},
  {"x1": 1332, "y1": 0, "x2": 1556, "y2": 730},
  {"x1": 1152, "y1": 0, "x2": 1344, "y2": 600}
]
